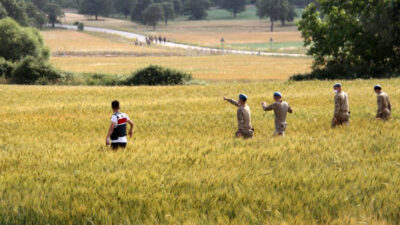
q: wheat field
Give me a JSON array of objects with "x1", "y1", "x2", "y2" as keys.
[
  {"x1": 50, "y1": 55, "x2": 312, "y2": 80},
  {"x1": 1, "y1": 79, "x2": 400, "y2": 224}
]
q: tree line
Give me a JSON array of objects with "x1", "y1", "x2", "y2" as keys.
[
  {"x1": 76, "y1": 0, "x2": 308, "y2": 30},
  {"x1": 0, "y1": 0, "x2": 64, "y2": 28}
]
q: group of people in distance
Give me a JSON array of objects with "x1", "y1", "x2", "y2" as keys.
[
  {"x1": 105, "y1": 83, "x2": 392, "y2": 150},
  {"x1": 223, "y1": 83, "x2": 392, "y2": 139}
]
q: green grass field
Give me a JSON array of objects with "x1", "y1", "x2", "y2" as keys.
[
  {"x1": 201, "y1": 5, "x2": 303, "y2": 21},
  {"x1": 1, "y1": 79, "x2": 400, "y2": 224}
]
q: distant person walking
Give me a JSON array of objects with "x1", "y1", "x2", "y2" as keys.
[
  {"x1": 224, "y1": 94, "x2": 254, "y2": 139},
  {"x1": 374, "y1": 85, "x2": 391, "y2": 120},
  {"x1": 332, "y1": 83, "x2": 350, "y2": 127},
  {"x1": 261, "y1": 92, "x2": 293, "y2": 136},
  {"x1": 163, "y1": 37, "x2": 167, "y2": 44},
  {"x1": 106, "y1": 100, "x2": 134, "y2": 150}
]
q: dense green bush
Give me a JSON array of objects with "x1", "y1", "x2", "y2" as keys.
[
  {"x1": 77, "y1": 22, "x2": 84, "y2": 31},
  {"x1": 73, "y1": 21, "x2": 84, "y2": 30},
  {"x1": 298, "y1": 0, "x2": 400, "y2": 80},
  {"x1": 125, "y1": 65, "x2": 192, "y2": 86},
  {"x1": 0, "y1": 57, "x2": 14, "y2": 79},
  {"x1": 11, "y1": 56, "x2": 61, "y2": 84},
  {"x1": 290, "y1": 65, "x2": 400, "y2": 81},
  {"x1": 0, "y1": 18, "x2": 49, "y2": 62}
]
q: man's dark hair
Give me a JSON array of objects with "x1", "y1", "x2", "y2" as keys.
[{"x1": 112, "y1": 100, "x2": 120, "y2": 109}]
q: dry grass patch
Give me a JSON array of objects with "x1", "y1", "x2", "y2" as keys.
[
  {"x1": 41, "y1": 30, "x2": 177, "y2": 55},
  {"x1": 50, "y1": 55, "x2": 312, "y2": 80},
  {"x1": 147, "y1": 31, "x2": 303, "y2": 46}
]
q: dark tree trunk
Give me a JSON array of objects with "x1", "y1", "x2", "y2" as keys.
[
  {"x1": 153, "y1": 24, "x2": 156, "y2": 30},
  {"x1": 52, "y1": 21, "x2": 55, "y2": 28},
  {"x1": 95, "y1": 13, "x2": 98, "y2": 20},
  {"x1": 165, "y1": 17, "x2": 168, "y2": 25},
  {"x1": 281, "y1": 19, "x2": 285, "y2": 26},
  {"x1": 233, "y1": 11, "x2": 237, "y2": 18},
  {"x1": 270, "y1": 19, "x2": 274, "y2": 32}
]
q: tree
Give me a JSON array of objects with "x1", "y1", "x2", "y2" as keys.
[
  {"x1": 26, "y1": 2, "x2": 47, "y2": 29},
  {"x1": 172, "y1": 0, "x2": 182, "y2": 15},
  {"x1": 0, "y1": 18, "x2": 49, "y2": 62},
  {"x1": 79, "y1": 0, "x2": 113, "y2": 20},
  {"x1": 0, "y1": 3, "x2": 7, "y2": 19},
  {"x1": 220, "y1": 0, "x2": 246, "y2": 18},
  {"x1": 114, "y1": 0, "x2": 136, "y2": 18},
  {"x1": 296, "y1": 0, "x2": 400, "y2": 80},
  {"x1": 141, "y1": 3, "x2": 164, "y2": 30},
  {"x1": 32, "y1": 0, "x2": 48, "y2": 10},
  {"x1": 161, "y1": 1, "x2": 174, "y2": 25},
  {"x1": 183, "y1": 0, "x2": 209, "y2": 20},
  {"x1": 131, "y1": 0, "x2": 152, "y2": 22},
  {"x1": 0, "y1": 0, "x2": 29, "y2": 25},
  {"x1": 256, "y1": 0, "x2": 295, "y2": 31},
  {"x1": 44, "y1": 3, "x2": 64, "y2": 28}
]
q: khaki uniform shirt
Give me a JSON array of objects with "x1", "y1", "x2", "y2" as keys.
[
  {"x1": 227, "y1": 99, "x2": 253, "y2": 133},
  {"x1": 263, "y1": 101, "x2": 293, "y2": 124},
  {"x1": 334, "y1": 91, "x2": 350, "y2": 119},
  {"x1": 377, "y1": 92, "x2": 391, "y2": 118}
]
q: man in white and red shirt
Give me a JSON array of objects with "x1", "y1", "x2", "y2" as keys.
[{"x1": 106, "y1": 100, "x2": 134, "y2": 150}]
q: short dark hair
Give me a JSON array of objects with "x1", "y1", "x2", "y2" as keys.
[{"x1": 111, "y1": 100, "x2": 119, "y2": 109}]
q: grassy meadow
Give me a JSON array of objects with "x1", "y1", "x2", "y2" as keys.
[
  {"x1": 1, "y1": 79, "x2": 400, "y2": 224},
  {"x1": 63, "y1": 12, "x2": 303, "y2": 52},
  {"x1": 50, "y1": 55, "x2": 312, "y2": 80},
  {"x1": 42, "y1": 30, "x2": 186, "y2": 56}
]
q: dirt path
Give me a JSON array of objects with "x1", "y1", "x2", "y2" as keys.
[{"x1": 54, "y1": 24, "x2": 307, "y2": 58}]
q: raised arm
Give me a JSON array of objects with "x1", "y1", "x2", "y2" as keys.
[
  {"x1": 261, "y1": 102, "x2": 275, "y2": 111},
  {"x1": 224, "y1": 97, "x2": 239, "y2": 107}
]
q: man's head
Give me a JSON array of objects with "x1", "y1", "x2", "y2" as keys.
[
  {"x1": 273, "y1": 92, "x2": 282, "y2": 101},
  {"x1": 374, "y1": 84, "x2": 382, "y2": 94},
  {"x1": 333, "y1": 83, "x2": 342, "y2": 93},
  {"x1": 111, "y1": 100, "x2": 120, "y2": 112},
  {"x1": 238, "y1": 94, "x2": 247, "y2": 105}
]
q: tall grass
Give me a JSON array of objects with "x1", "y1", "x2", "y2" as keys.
[
  {"x1": 50, "y1": 55, "x2": 312, "y2": 80},
  {"x1": 1, "y1": 79, "x2": 400, "y2": 224}
]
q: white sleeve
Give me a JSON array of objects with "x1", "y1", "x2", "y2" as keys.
[{"x1": 111, "y1": 115, "x2": 118, "y2": 125}]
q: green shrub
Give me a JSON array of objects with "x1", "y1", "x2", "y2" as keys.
[
  {"x1": 11, "y1": 56, "x2": 61, "y2": 84},
  {"x1": 0, "y1": 57, "x2": 14, "y2": 79},
  {"x1": 83, "y1": 73, "x2": 124, "y2": 86},
  {"x1": 77, "y1": 22, "x2": 84, "y2": 31},
  {"x1": 290, "y1": 65, "x2": 400, "y2": 81},
  {"x1": 0, "y1": 18, "x2": 49, "y2": 62},
  {"x1": 125, "y1": 65, "x2": 192, "y2": 86}
]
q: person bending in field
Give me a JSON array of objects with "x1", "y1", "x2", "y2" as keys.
[
  {"x1": 106, "y1": 100, "x2": 134, "y2": 150},
  {"x1": 332, "y1": 83, "x2": 350, "y2": 128},
  {"x1": 261, "y1": 92, "x2": 293, "y2": 136},
  {"x1": 224, "y1": 94, "x2": 254, "y2": 139},
  {"x1": 374, "y1": 84, "x2": 392, "y2": 121}
]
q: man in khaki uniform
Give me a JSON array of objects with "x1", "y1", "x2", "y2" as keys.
[
  {"x1": 261, "y1": 92, "x2": 293, "y2": 136},
  {"x1": 374, "y1": 85, "x2": 391, "y2": 120},
  {"x1": 332, "y1": 83, "x2": 350, "y2": 127},
  {"x1": 224, "y1": 94, "x2": 254, "y2": 139}
]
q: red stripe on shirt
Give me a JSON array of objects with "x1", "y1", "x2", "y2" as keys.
[{"x1": 118, "y1": 118, "x2": 127, "y2": 124}]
